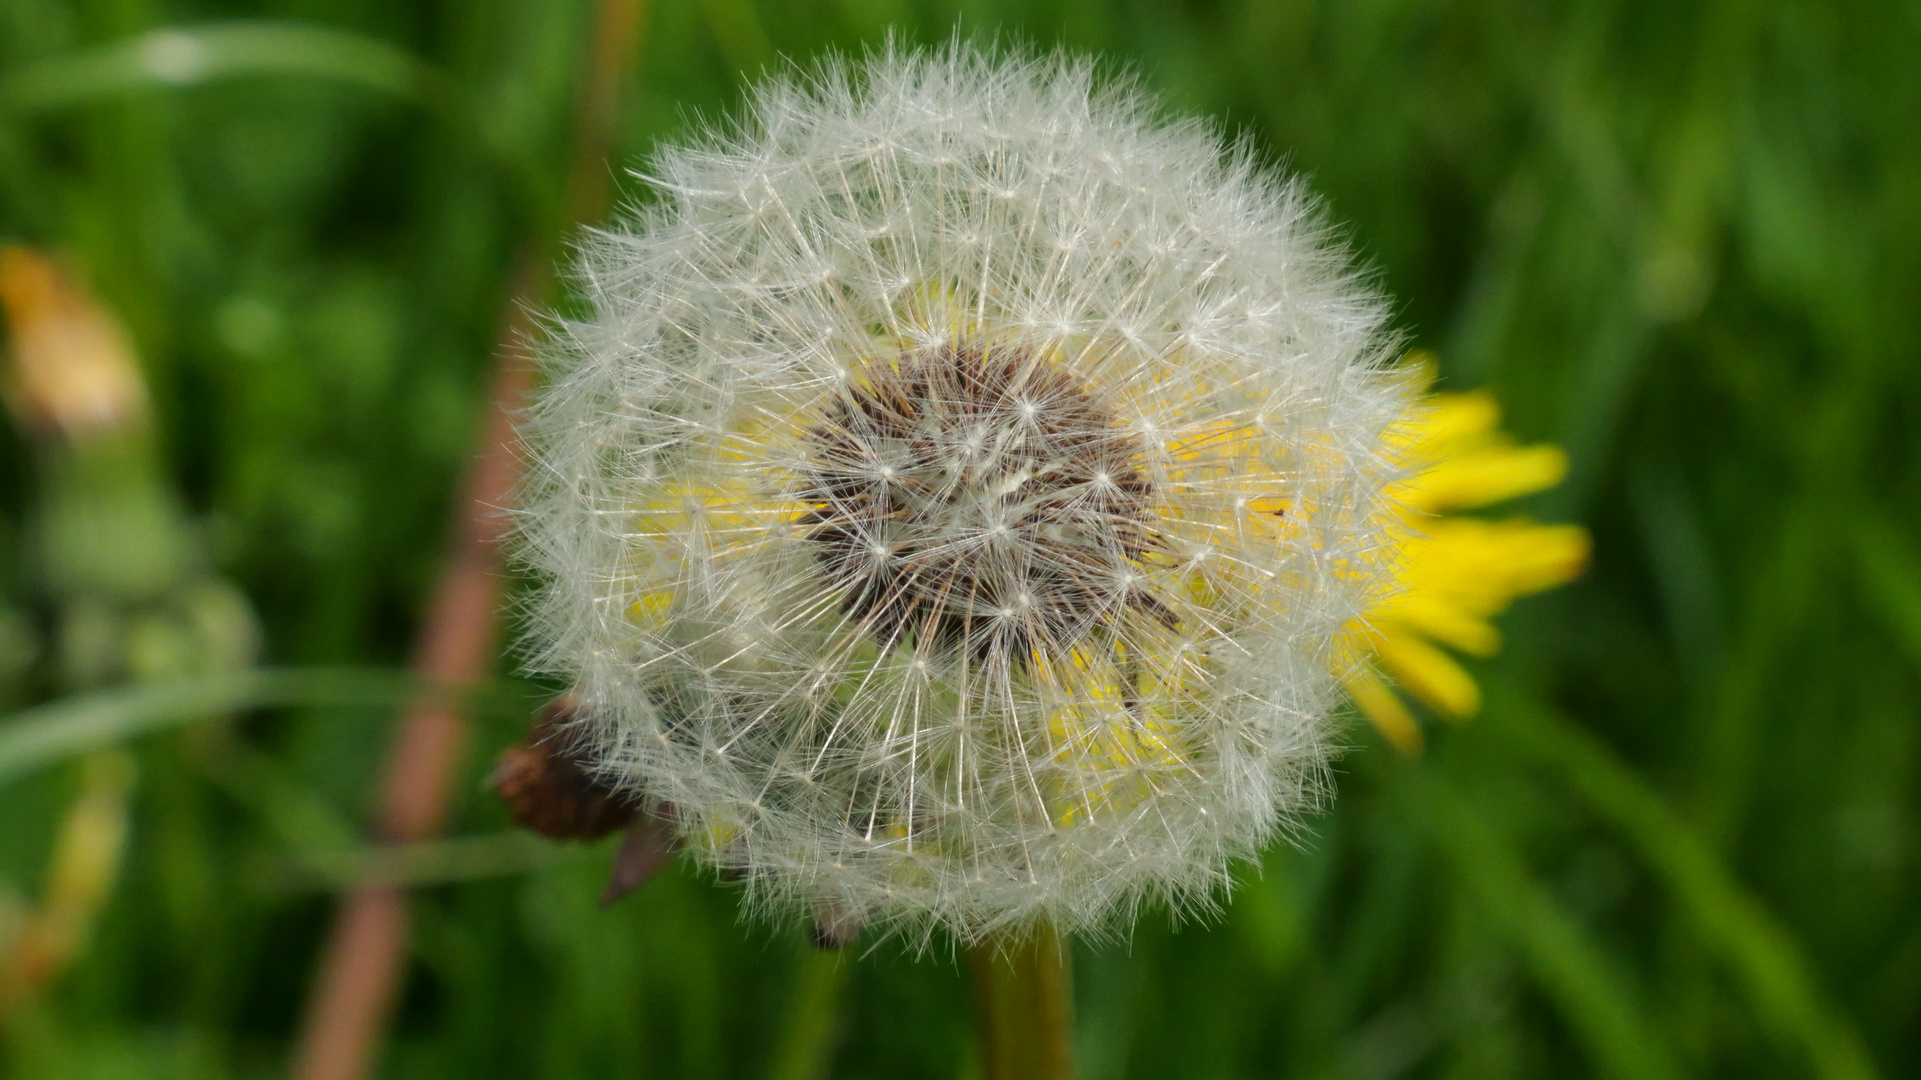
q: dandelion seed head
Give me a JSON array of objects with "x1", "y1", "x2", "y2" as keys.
[{"x1": 515, "y1": 41, "x2": 1412, "y2": 945}]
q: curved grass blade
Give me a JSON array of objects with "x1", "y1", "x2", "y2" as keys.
[
  {"x1": 0, "y1": 22, "x2": 546, "y2": 218},
  {"x1": 264, "y1": 830, "x2": 590, "y2": 892},
  {"x1": 1414, "y1": 772, "x2": 1682, "y2": 1080},
  {"x1": 1488, "y1": 687, "x2": 1880, "y2": 1080},
  {"x1": 0, "y1": 23, "x2": 448, "y2": 113},
  {"x1": 0, "y1": 667, "x2": 420, "y2": 788},
  {"x1": 1853, "y1": 513, "x2": 1921, "y2": 669}
]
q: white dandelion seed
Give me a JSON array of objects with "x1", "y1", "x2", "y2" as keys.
[{"x1": 514, "y1": 41, "x2": 1413, "y2": 945}]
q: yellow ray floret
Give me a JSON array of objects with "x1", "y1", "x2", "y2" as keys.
[
  {"x1": 1343, "y1": 355, "x2": 1590, "y2": 753},
  {"x1": 1038, "y1": 643, "x2": 1188, "y2": 828}
]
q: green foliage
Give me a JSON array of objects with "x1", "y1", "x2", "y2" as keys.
[{"x1": 1, "y1": 0, "x2": 1916, "y2": 1077}]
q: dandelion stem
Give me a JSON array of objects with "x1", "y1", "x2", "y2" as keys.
[{"x1": 971, "y1": 923, "x2": 1076, "y2": 1080}]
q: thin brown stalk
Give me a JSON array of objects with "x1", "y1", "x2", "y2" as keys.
[{"x1": 287, "y1": 5, "x2": 646, "y2": 1079}]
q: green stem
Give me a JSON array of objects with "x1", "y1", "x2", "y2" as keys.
[{"x1": 971, "y1": 923, "x2": 1076, "y2": 1080}]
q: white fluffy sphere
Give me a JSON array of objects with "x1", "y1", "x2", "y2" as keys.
[{"x1": 515, "y1": 43, "x2": 1410, "y2": 943}]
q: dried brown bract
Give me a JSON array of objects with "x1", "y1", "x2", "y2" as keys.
[{"x1": 493, "y1": 697, "x2": 636, "y2": 841}]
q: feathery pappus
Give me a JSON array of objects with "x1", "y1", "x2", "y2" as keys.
[{"x1": 513, "y1": 42, "x2": 1415, "y2": 943}]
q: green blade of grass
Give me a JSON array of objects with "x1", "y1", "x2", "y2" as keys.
[
  {"x1": 1414, "y1": 771, "x2": 1683, "y2": 1080},
  {"x1": 1488, "y1": 687, "x2": 1881, "y2": 1080},
  {"x1": 0, "y1": 667, "x2": 420, "y2": 788},
  {"x1": 263, "y1": 830, "x2": 591, "y2": 892},
  {"x1": 0, "y1": 22, "x2": 447, "y2": 113},
  {"x1": 0, "y1": 21, "x2": 549, "y2": 216},
  {"x1": 1853, "y1": 513, "x2": 1921, "y2": 669}
]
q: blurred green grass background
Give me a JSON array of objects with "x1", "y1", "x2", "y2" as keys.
[{"x1": 1, "y1": 0, "x2": 1917, "y2": 1077}]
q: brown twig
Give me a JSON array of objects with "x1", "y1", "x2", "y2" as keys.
[{"x1": 287, "y1": 5, "x2": 647, "y2": 1079}]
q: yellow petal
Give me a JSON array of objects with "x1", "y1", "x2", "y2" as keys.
[
  {"x1": 0, "y1": 246, "x2": 149, "y2": 438},
  {"x1": 1042, "y1": 643, "x2": 1193, "y2": 826},
  {"x1": 2, "y1": 750, "x2": 135, "y2": 1004},
  {"x1": 627, "y1": 589, "x2": 672, "y2": 626},
  {"x1": 1342, "y1": 668, "x2": 1423, "y2": 754},
  {"x1": 1374, "y1": 633, "x2": 1482, "y2": 719},
  {"x1": 1424, "y1": 520, "x2": 1590, "y2": 606},
  {"x1": 1404, "y1": 444, "x2": 1569, "y2": 513},
  {"x1": 1378, "y1": 593, "x2": 1502, "y2": 657},
  {"x1": 1496, "y1": 522, "x2": 1590, "y2": 595},
  {"x1": 1403, "y1": 390, "x2": 1501, "y2": 461},
  {"x1": 1396, "y1": 349, "x2": 1441, "y2": 393}
]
